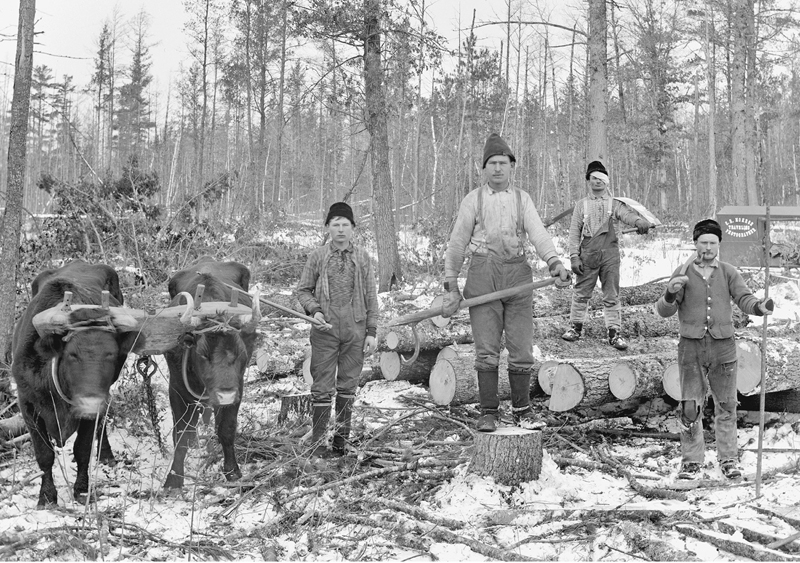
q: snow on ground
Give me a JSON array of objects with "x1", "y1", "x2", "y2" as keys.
[{"x1": 3, "y1": 229, "x2": 800, "y2": 560}]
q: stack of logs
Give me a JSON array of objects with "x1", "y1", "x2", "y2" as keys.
[{"x1": 375, "y1": 280, "x2": 800, "y2": 412}]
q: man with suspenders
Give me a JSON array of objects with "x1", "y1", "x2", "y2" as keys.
[
  {"x1": 562, "y1": 161, "x2": 652, "y2": 350},
  {"x1": 441, "y1": 133, "x2": 571, "y2": 433}
]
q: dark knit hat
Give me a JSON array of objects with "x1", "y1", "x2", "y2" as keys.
[
  {"x1": 482, "y1": 133, "x2": 516, "y2": 169},
  {"x1": 585, "y1": 160, "x2": 608, "y2": 181},
  {"x1": 325, "y1": 202, "x2": 355, "y2": 226},
  {"x1": 692, "y1": 219, "x2": 722, "y2": 242}
]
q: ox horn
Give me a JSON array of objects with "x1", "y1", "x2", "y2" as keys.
[
  {"x1": 176, "y1": 291, "x2": 195, "y2": 325},
  {"x1": 250, "y1": 287, "x2": 261, "y2": 324}
]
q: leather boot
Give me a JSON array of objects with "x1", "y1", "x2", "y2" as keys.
[
  {"x1": 332, "y1": 395, "x2": 355, "y2": 454},
  {"x1": 310, "y1": 403, "x2": 331, "y2": 456},
  {"x1": 477, "y1": 370, "x2": 500, "y2": 432},
  {"x1": 608, "y1": 328, "x2": 629, "y2": 350},
  {"x1": 562, "y1": 322, "x2": 583, "y2": 342},
  {"x1": 508, "y1": 369, "x2": 543, "y2": 428}
]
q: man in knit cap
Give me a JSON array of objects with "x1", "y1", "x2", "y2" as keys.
[
  {"x1": 441, "y1": 132, "x2": 571, "y2": 433},
  {"x1": 562, "y1": 160, "x2": 652, "y2": 350},
  {"x1": 656, "y1": 218, "x2": 774, "y2": 480},
  {"x1": 296, "y1": 202, "x2": 378, "y2": 457}
]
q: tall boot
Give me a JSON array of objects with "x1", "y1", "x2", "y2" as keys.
[
  {"x1": 476, "y1": 369, "x2": 499, "y2": 432},
  {"x1": 310, "y1": 402, "x2": 331, "y2": 456},
  {"x1": 332, "y1": 395, "x2": 355, "y2": 454},
  {"x1": 508, "y1": 369, "x2": 533, "y2": 422}
]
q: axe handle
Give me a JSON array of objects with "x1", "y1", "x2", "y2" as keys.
[
  {"x1": 387, "y1": 277, "x2": 557, "y2": 327},
  {"x1": 621, "y1": 224, "x2": 658, "y2": 235}
]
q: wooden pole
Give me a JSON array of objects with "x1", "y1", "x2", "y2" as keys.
[{"x1": 756, "y1": 205, "x2": 771, "y2": 497}]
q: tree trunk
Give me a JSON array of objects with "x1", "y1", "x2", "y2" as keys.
[
  {"x1": 469, "y1": 428, "x2": 543, "y2": 485},
  {"x1": 428, "y1": 351, "x2": 513, "y2": 406},
  {"x1": 0, "y1": 0, "x2": 35, "y2": 365},
  {"x1": 272, "y1": 0, "x2": 287, "y2": 221},
  {"x1": 364, "y1": 0, "x2": 402, "y2": 292},
  {"x1": 731, "y1": 0, "x2": 748, "y2": 204},
  {"x1": 587, "y1": 0, "x2": 608, "y2": 161},
  {"x1": 374, "y1": 349, "x2": 439, "y2": 383},
  {"x1": 704, "y1": 3, "x2": 718, "y2": 216}
]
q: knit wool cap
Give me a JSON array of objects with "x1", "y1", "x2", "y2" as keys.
[
  {"x1": 692, "y1": 218, "x2": 722, "y2": 242},
  {"x1": 325, "y1": 202, "x2": 355, "y2": 226},
  {"x1": 482, "y1": 133, "x2": 516, "y2": 169},
  {"x1": 585, "y1": 160, "x2": 608, "y2": 181}
]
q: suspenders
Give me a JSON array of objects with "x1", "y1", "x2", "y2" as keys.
[{"x1": 476, "y1": 186, "x2": 525, "y2": 256}]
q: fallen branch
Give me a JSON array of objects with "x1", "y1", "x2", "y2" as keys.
[
  {"x1": 331, "y1": 511, "x2": 536, "y2": 562},
  {"x1": 618, "y1": 520, "x2": 699, "y2": 560},
  {"x1": 367, "y1": 497, "x2": 465, "y2": 530},
  {"x1": 674, "y1": 523, "x2": 798, "y2": 561},
  {"x1": 751, "y1": 505, "x2": 800, "y2": 530},
  {"x1": 279, "y1": 457, "x2": 464, "y2": 505},
  {"x1": 595, "y1": 448, "x2": 687, "y2": 501},
  {"x1": 717, "y1": 519, "x2": 800, "y2": 553}
]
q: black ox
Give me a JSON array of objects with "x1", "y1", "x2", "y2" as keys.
[
  {"x1": 12, "y1": 261, "x2": 140, "y2": 509},
  {"x1": 163, "y1": 257, "x2": 260, "y2": 490}
]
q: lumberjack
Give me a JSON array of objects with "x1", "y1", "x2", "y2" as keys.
[
  {"x1": 441, "y1": 132, "x2": 571, "y2": 433},
  {"x1": 656, "y1": 218, "x2": 774, "y2": 480}
]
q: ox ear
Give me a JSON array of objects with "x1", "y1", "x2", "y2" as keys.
[{"x1": 34, "y1": 333, "x2": 65, "y2": 358}]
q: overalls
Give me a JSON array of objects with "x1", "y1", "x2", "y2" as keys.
[{"x1": 570, "y1": 199, "x2": 622, "y2": 329}]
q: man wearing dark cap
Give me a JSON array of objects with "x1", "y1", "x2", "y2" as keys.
[
  {"x1": 656, "y1": 218, "x2": 774, "y2": 480},
  {"x1": 441, "y1": 132, "x2": 571, "y2": 433},
  {"x1": 562, "y1": 160, "x2": 653, "y2": 350},
  {"x1": 296, "y1": 202, "x2": 378, "y2": 457}
]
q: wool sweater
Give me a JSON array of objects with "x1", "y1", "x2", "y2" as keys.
[{"x1": 656, "y1": 260, "x2": 762, "y2": 339}]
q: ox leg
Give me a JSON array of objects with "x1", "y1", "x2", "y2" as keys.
[
  {"x1": 72, "y1": 419, "x2": 96, "y2": 503},
  {"x1": 24, "y1": 407, "x2": 58, "y2": 509},
  {"x1": 96, "y1": 419, "x2": 116, "y2": 466},
  {"x1": 164, "y1": 394, "x2": 201, "y2": 490},
  {"x1": 215, "y1": 404, "x2": 241, "y2": 481}
]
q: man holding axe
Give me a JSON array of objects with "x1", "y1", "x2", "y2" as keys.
[
  {"x1": 441, "y1": 132, "x2": 571, "y2": 433},
  {"x1": 656, "y1": 219, "x2": 774, "y2": 480}
]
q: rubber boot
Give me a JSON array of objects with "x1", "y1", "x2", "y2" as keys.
[
  {"x1": 310, "y1": 403, "x2": 331, "y2": 456},
  {"x1": 332, "y1": 395, "x2": 355, "y2": 454},
  {"x1": 508, "y1": 369, "x2": 541, "y2": 428},
  {"x1": 476, "y1": 369, "x2": 499, "y2": 432}
]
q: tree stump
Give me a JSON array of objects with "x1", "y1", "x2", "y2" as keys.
[
  {"x1": 428, "y1": 352, "x2": 510, "y2": 406},
  {"x1": 278, "y1": 392, "x2": 312, "y2": 424},
  {"x1": 469, "y1": 427, "x2": 543, "y2": 485}
]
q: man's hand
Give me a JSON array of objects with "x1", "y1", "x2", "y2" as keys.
[
  {"x1": 570, "y1": 255, "x2": 584, "y2": 276},
  {"x1": 757, "y1": 298, "x2": 775, "y2": 316},
  {"x1": 667, "y1": 275, "x2": 689, "y2": 294},
  {"x1": 363, "y1": 335, "x2": 377, "y2": 355},
  {"x1": 313, "y1": 312, "x2": 332, "y2": 331},
  {"x1": 441, "y1": 290, "x2": 462, "y2": 318},
  {"x1": 550, "y1": 261, "x2": 572, "y2": 288},
  {"x1": 635, "y1": 219, "x2": 651, "y2": 235}
]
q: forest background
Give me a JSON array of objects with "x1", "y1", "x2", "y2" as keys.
[{"x1": 1, "y1": 0, "x2": 799, "y2": 297}]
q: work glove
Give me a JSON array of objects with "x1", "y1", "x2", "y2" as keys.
[
  {"x1": 441, "y1": 278, "x2": 462, "y2": 318},
  {"x1": 549, "y1": 260, "x2": 572, "y2": 288},
  {"x1": 570, "y1": 255, "x2": 584, "y2": 276},
  {"x1": 635, "y1": 219, "x2": 651, "y2": 235},
  {"x1": 664, "y1": 275, "x2": 689, "y2": 303},
  {"x1": 756, "y1": 298, "x2": 774, "y2": 316}
]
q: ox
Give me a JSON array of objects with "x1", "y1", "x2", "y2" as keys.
[
  {"x1": 163, "y1": 257, "x2": 260, "y2": 490},
  {"x1": 12, "y1": 261, "x2": 141, "y2": 509}
]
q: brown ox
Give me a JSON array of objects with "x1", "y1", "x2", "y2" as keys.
[
  {"x1": 12, "y1": 261, "x2": 139, "y2": 509},
  {"x1": 163, "y1": 257, "x2": 259, "y2": 490}
]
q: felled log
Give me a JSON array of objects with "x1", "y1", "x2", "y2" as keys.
[
  {"x1": 675, "y1": 524, "x2": 796, "y2": 562},
  {"x1": 374, "y1": 349, "x2": 440, "y2": 383},
  {"x1": 376, "y1": 315, "x2": 473, "y2": 354},
  {"x1": 428, "y1": 351, "x2": 511, "y2": 406},
  {"x1": 538, "y1": 353, "x2": 670, "y2": 411},
  {"x1": 0, "y1": 414, "x2": 26, "y2": 441},
  {"x1": 662, "y1": 332, "x2": 800, "y2": 401},
  {"x1": 739, "y1": 389, "x2": 800, "y2": 413},
  {"x1": 531, "y1": 281, "x2": 670, "y2": 317},
  {"x1": 469, "y1": 427, "x2": 543, "y2": 485}
]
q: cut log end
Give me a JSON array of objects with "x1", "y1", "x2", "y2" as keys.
[
  {"x1": 469, "y1": 427, "x2": 543, "y2": 485},
  {"x1": 384, "y1": 331, "x2": 400, "y2": 351},
  {"x1": 548, "y1": 363, "x2": 585, "y2": 412},
  {"x1": 537, "y1": 360, "x2": 559, "y2": 395},
  {"x1": 429, "y1": 358, "x2": 457, "y2": 405},
  {"x1": 609, "y1": 362, "x2": 637, "y2": 400},
  {"x1": 379, "y1": 351, "x2": 402, "y2": 381},
  {"x1": 662, "y1": 362, "x2": 681, "y2": 401},
  {"x1": 429, "y1": 295, "x2": 449, "y2": 328}
]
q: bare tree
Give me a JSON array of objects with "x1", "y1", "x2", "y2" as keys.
[
  {"x1": 587, "y1": 0, "x2": 608, "y2": 161},
  {"x1": 0, "y1": 0, "x2": 36, "y2": 364}
]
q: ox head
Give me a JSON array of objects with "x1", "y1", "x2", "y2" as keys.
[
  {"x1": 34, "y1": 306, "x2": 141, "y2": 418},
  {"x1": 178, "y1": 289, "x2": 261, "y2": 406}
]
